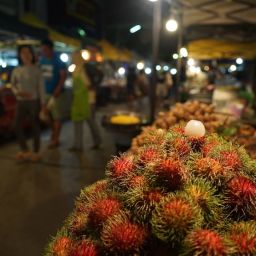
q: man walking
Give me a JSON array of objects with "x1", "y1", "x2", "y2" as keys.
[{"x1": 40, "y1": 39, "x2": 67, "y2": 148}]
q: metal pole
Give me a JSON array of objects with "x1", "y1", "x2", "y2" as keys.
[
  {"x1": 176, "y1": 9, "x2": 183, "y2": 102},
  {"x1": 150, "y1": 0, "x2": 162, "y2": 123}
]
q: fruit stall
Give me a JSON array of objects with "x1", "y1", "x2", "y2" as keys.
[{"x1": 45, "y1": 110, "x2": 256, "y2": 255}]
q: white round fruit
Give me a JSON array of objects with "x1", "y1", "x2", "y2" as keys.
[{"x1": 184, "y1": 120, "x2": 206, "y2": 137}]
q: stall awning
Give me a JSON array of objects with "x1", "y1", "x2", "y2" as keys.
[
  {"x1": 20, "y1": 13, "x2": 80, "y2": 48},
  {"x1": 188, "y1": 39, "x2": 256, "y2": 60},
  {"x1": 98, "y1": 39, "x2": 133, "y2": 61}
]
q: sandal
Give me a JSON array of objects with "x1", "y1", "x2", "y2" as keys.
[
  {"x1": 15, "y1": 151, "x2": 31, "y2": 161},
  {"x1": 30, "y1": 153, "x2": 42, "y2": 162}
]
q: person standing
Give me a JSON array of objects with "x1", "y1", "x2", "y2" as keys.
[
  {"x1": 70, "y1": 51, "x2": 101, "y2": 151},
  {"x1": 40, "y1": 39, "x2": 67, "y2": 148},
  {"x1": 11, "y1": 45, "x2": 45, "y2": 161},
  {"x1": 135, "y1": 70, "x2": 150, "y2": 119}
]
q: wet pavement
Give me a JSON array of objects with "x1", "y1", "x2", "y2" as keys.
[{"x1": 0, "y1": 116, "x2": 116, "y2": 256}]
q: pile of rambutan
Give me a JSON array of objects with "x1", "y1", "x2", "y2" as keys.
[{"x1": 46, "y1": 123, "x2": 256, "y2": 256}]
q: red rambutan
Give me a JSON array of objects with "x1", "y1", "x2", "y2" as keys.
[
  {"x1": 152, "y1": 194, "x2": 203, "y2": 243},
  {"x1": 184, "y1": 178, "x2": 223, "y2": 224},
  {"x1": 194, "y1": 157, "x2": 225, "y2": 182},
  {"x1": 107, "y1": 156, "x2": 135, "y2": 183},
  {"x1": 171, "y1": 126, "x2": 185, "y2": 135},
  {"x1": 138, "y1": 148, "x2": 160, "y2": 166},
  {"x1": 225, "y1": 176, "x2": 256, "y2": 218},
  {"x1": 70, "y1": 239, "x2": 99, "y2": 256},
  {"x1": 124, "y1": 187, "x2": 164, "y2": 222},
  {"x1": 184, "y1": 229, "x2": 228, "y2": 256},
  {"x1": 154, "y1": 158, "x2": 187, "y2": 191},
  {"x1": 78, "y1": 180, "x2": 109, "y2": 207},
  {"x1": 220, "y1": 150, "x2": 243, "y2": 172},
  {"x1": 68, "y1": 213, "x2": 88, "y2": 235},
  {"x1": 172, "y1": 137, "x2": 191, "y2": 157},
  {"x1": 101, "y1": 214, "x2": 147, "y2": 254},
  {"x1": 128, "y1": 175, "x2": 147, "y2": 188},
  {"x1": 88, "y1": 198, "x2": 121, "y2": 228},
  {"x1": 202, "y1": 141, "x2": 218, "y2": 156},
  {"x1": 52, "y1": 236, "x2": 72, "y2": 256},
  {"x1": 228, "y1": 221, "x2": 256, "y2": 255},
  {"x1": 188, "y1": 136, "x2": 205, "y2": 152}
]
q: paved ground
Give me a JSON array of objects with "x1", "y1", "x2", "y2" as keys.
[{"x1": 0, "y1": 116, "x2": 116, "y2": 256}]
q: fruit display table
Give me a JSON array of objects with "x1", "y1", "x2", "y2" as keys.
[{"x1": 46, "y1": 119, "x2": 256, "y2": 256}]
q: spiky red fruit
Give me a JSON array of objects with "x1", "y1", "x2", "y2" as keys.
[
  {"x1": 128, "y1": 175, "x2": 147, "y2": 188},
  {"x1": 69, "y1": 213, "x2": 88, "y2": 234},
  {"x1": 88, "y1": 198, "x2": 121, "y2": 227},
  {"x1": 172, "y1": 137, "x2": 191, "y2": 156},
  {"x1": 171, "y1": 126, "x2": 185, "y2": 135},
  {"x1": 77, "y1": 180, "x2": 109, "y2": 210},
  {"x1": 53, "y1": 237, "x2": 72, "y2": 256},
  {"x1": 102, "y1": 216, "x2": 147, "y2": 254},
  {"x1": 145, "y1": 190, "x2": 163, "y2": 203},
  {"x1": 202, "y1": 141, "x2": 218, "y2": 156},
  {"x1": 231, "y1": 233, "x2": 256, "y2": 255},
  {"x1": 185, "y1": 230, "x2": 228, "y2": 256},
  {"x1": 70, "y1": 240, "x2": 98, "y2": 256},
  {"x1": 155, "y1": 158, "x2": 186, "y2": 190},
  {"x1": 107, "y1": 156, "x2": 134, "y2": 181},
  {"x1": 226, "y1": 176, "x2": 256, "y2": 218},
  {"x1": 188, "y1": 136, "x2": 205, "y2": 151},
  {"x1": 152, "y1": 195, "x2": 203, "y2": 243},
  {"x1": 229, "y1": 221, "x2": 256, "y2": 255},
  {"x1": 139, "y1": 148, "x2": 160, "y2": 165},
  {"x1": 194, "y1": 157, "x2": 224, "y2": 181},
  {"x1": 125, "y1": 187, "x2": 164, "y2": 222},
  {"x1": 221, "y1": 151, "x2": 243, "y2": 171}
]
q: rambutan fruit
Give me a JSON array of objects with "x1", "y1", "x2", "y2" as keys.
[
  {"x1": 52, "y1": 236, "x2": 72, "y2": 256},
  {"x1": 70, "y1": 239, "x2": 99, "y2": 256},
  {"x1": 188, "y1": 136, "x2": 206, "y2": 152},
  {"x1": 78, "y1": 180, "x2": 109, "y2": 207},
  {"x1": 184, "y1": 178, "x2": 222, "y2": 224},
  {"x1": 106, "y1": 155, "x2": 135, "y2": 185},
  {"x1": 154, "y1": 158, "x2": 187, "y2": 191},
  {"x1": 101, "y1": 214, "x2": 147, "y2": 255},
  {"x1": 170, "y1": 137, "x2": 191, "y2": 157},
  {"x1": 225, "y1": 176, "x2": 256, "y2": 219},
  {"x1": 184, "y1": 229, "x2": 230, "y2": 256},
  {"x1": 68, "y1": 212, "x2": 88, "y2": 235},
  {"x1": 138, "y1": 147, "x2": 161, "y2": 166},
  {"x1": 88, "y1": 197, "x2": 122, "y2": 228},
  {"x1": 151, "y1": 194, "x2": 203, "y2": 244},
  {"x1": 131, "y1": 128, "x2": 167, "y2": 154},
  {"x1": 228, "y1": 221, "x2": 256, "y2": 255},
  {"x1": 220, "y1": 150, "x2": 243, "y2": 172},
  {"x1": 124, "y1": 186, "x2": 164, "y2": 223},
  {"x1": 193, "y1": 157, "x2": 226, "y2": 183},
  {"x1": 202, "y1": 142, "x2": 217, "y2": 157},
  {"x1": 170, "y1": 126, "x2": 185, "y2": 135},
  {"x1": 128, "y1": 175, "x2": 148, "y2": 188}
]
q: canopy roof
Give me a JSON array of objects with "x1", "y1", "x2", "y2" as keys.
[
  {"x1": 188, "y1": 39, "x2": 256, "y2": 60},
  {"x1": 180, "y1": 0, "x2": 256, "y2": 27},
  {"x1": 98, "y1": 39, "x2": 133, "y2": 62}
]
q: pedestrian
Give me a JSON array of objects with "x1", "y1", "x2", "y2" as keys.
[
  {"x1": 69, "y1": 51, "x2": 101, "y2": 152},
  {"x1": 135, "y1": 70, "x2": 150, "y2": 119},
  {"x1": 40, "y1": 39, "x2": 67, "y2": 148},
  {"x1": 11, "y1": 45, "x2": 45, "y2": 161},
  {"x1": 126, "y1": 66, "x2": 137, "y2": 110}
]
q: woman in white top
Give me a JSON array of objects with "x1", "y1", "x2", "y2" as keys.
[{"x1": 11, "y1": 45, "x2": 45, "y2": 161}]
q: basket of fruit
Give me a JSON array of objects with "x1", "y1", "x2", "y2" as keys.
[{"x1": 102, "y1": 111, "x2": 148, "y2": 152}]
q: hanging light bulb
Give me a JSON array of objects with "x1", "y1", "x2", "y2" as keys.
[{"x1": 166, "y1": 18, "x2": 178, "y2": 32}]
